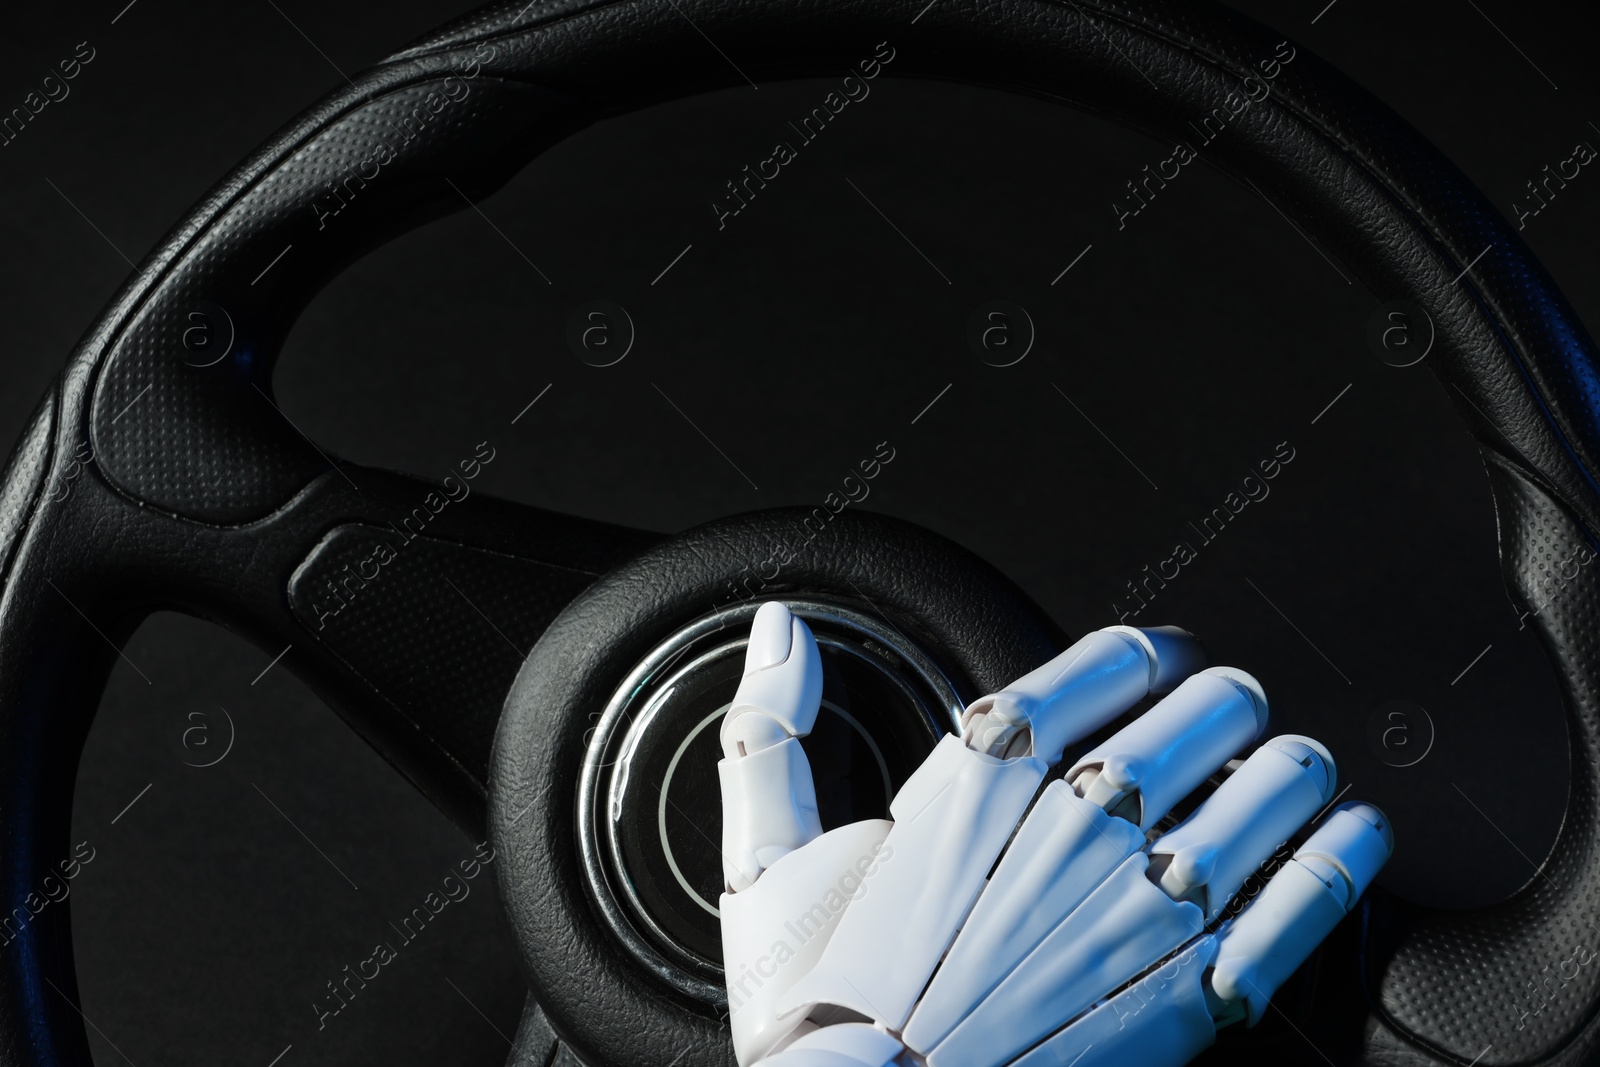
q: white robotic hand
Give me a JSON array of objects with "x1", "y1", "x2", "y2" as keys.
[{"x1": 718, "y1": 601, "x2": 1394, "y2": 1067}]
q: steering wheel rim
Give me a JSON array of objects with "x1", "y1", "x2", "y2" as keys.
[{"x1": 3, "y1": 0, "x2": 1599, "y2": 1063}]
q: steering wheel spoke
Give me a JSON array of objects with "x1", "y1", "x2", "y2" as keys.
[{"x1": 15, "y1": 416, "x2": 658, "y2": 834}]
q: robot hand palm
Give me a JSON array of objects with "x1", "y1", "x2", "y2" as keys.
[{"x1": 718, "y1": 602, "x2": 1392, "y2": 1067}]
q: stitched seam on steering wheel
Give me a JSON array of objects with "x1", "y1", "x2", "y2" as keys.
[
  {"x1": 0, "y1": 384, "x2": 59, "y2": 593},
  {"x1": 384, "y1": 0, "x2": 638, "y2": 63}
]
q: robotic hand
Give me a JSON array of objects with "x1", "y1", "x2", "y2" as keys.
[{"x1": 718, "y1": 602, "x2": 1393, "y2": 1067}]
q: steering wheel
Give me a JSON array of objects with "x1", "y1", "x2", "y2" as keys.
[{"x1": 3, "y1": 0, "x2": 1598, "y2": 1064}]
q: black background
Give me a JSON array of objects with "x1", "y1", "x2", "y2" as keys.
[{"x1": 1, "y1": 0, "x2": 1597, "y2": 1063}]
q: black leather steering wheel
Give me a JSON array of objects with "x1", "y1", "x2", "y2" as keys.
[{"x1": 4, "y1": 1, "x2": 1600, "y2": 1064}]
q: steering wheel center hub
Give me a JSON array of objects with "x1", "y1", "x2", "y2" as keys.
[{"x1": 577, "y1": 598, "x2": 962, "y2": 1003}]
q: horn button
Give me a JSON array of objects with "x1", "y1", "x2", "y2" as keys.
[{"x1": 576, "y1": 599, "x2": 962, "y2": 1003}]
